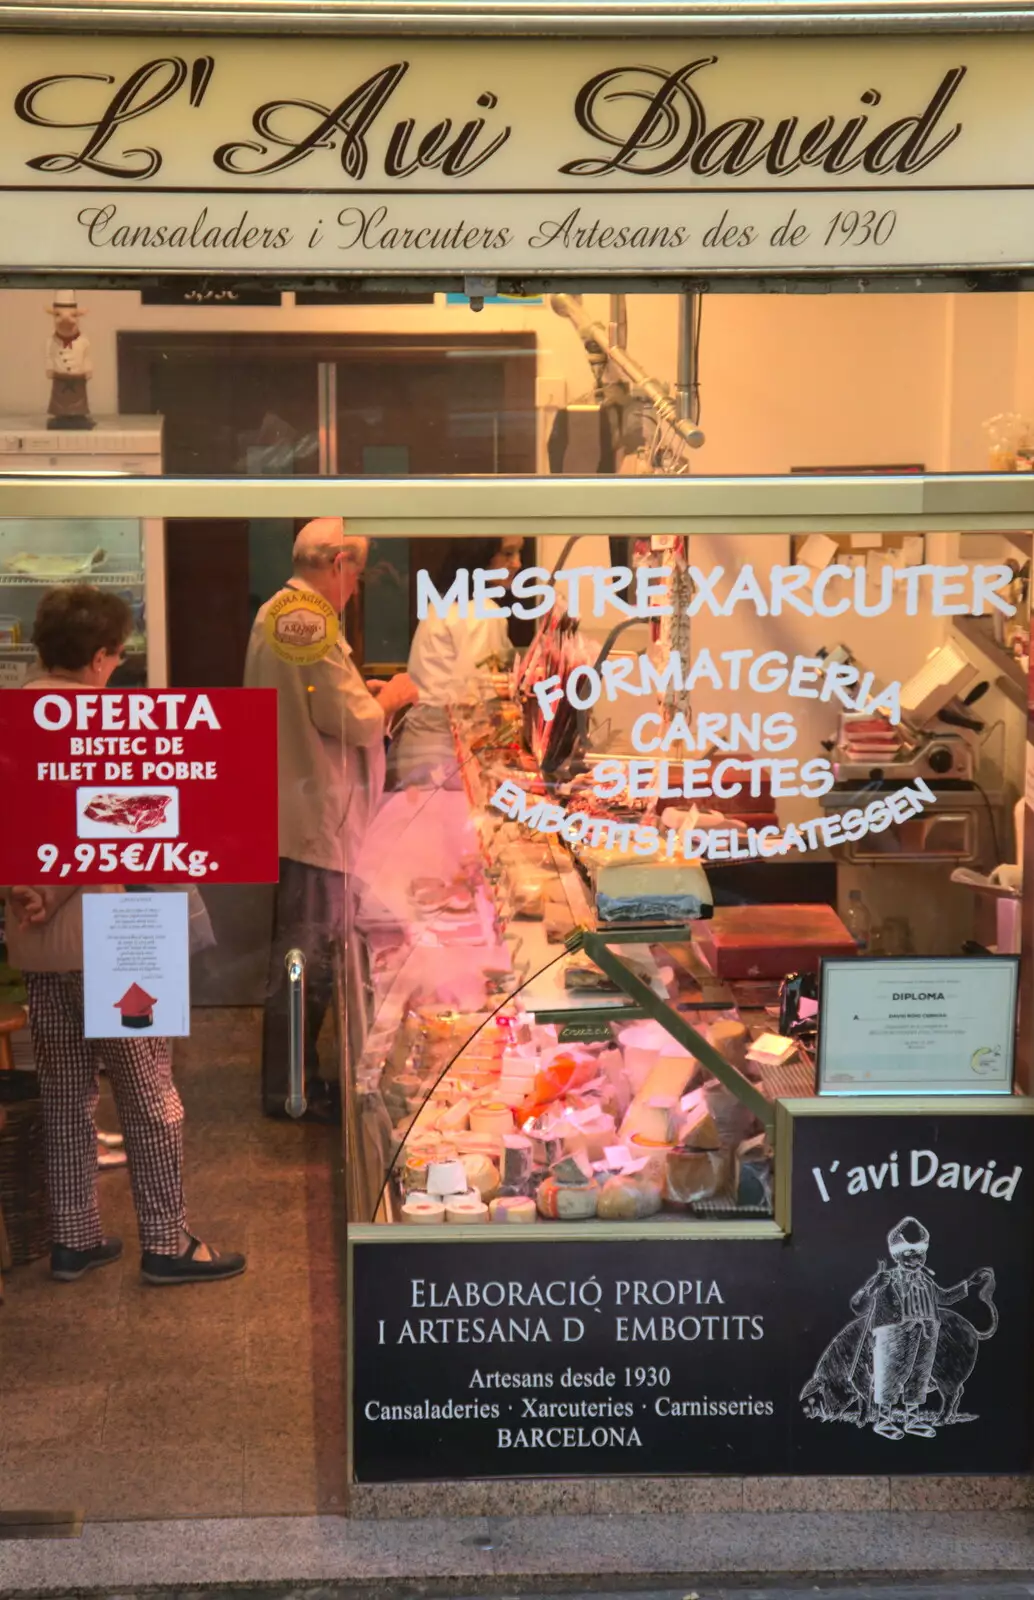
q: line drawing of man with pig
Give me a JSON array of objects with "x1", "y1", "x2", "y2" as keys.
[{"x1": 800, "y1": 1216, "x2": 998, "y2": 1440}]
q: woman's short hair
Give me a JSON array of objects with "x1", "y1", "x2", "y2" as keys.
[{"x1": 33, "y1": 585, "x2": 132, "y2": 672}]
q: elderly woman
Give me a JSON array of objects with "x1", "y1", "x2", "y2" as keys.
[{"x1": 3, "y1": 585, "x2": 245, "y2": 1285}]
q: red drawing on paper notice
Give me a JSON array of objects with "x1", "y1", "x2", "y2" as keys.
[{"x1": 115, "y1": 982, "x2": 157, "y2": 1030}]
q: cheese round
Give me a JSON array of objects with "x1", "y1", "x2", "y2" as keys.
[
  {"x1": 535, "y1": 1177, "x2": 599, "y2": 1221},
  {"x1": 490, "y1": 1196, "x2": 537, "y2": 1224},
  {"x1": 401, "y1": 1195, "x2": 446, "y2": 1225},
  {"x1": 445, "y1": 1193, "x2": 489, "y2": 1224}
]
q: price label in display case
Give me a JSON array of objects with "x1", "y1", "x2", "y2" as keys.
[{"x1": 0, "y1": 688, "x2": 278, "y2": 885}]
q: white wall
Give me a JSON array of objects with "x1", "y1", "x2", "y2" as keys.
[{"x1": 0, "y1": 289, "x2": 582, "y2": 421}]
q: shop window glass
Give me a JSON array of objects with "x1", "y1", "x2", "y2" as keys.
[
  {"x1": 0, "y1": 516, "x2": 1028, "y2": 1234},
  {"x1": 0, "y1": 287, "x2": 1025, "y2": 483},
  {"x1": 347, "y1": 527, "x2": 1029, "y2": 1226}
]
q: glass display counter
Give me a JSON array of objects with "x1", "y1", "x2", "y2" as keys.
[
  {"x1": 342, "y1": 680, "x2": 823, "y2": 1235},
  {"x1": 342, "y1": 532, "x2": 1034, "y2": 1488}
]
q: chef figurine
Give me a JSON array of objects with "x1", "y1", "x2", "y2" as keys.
[{"x1": 45, "y1": 289, "x2": 94, "y2": 430}]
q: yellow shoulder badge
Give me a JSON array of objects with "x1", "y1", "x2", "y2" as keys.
[{"x1": 264, "y1": 588, "x2": 338, "y2": 664}]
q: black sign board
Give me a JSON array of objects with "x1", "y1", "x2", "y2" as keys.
[
  {"x1": 140, "y1": 283, "x2": 283, "y2": 305},
  {"x1": 788, "y1": 1111, "x2": 1033, "y2": 1473},
  {"x1": 352, "y1": 1111, "x2": 1034, "y2": 1481}
]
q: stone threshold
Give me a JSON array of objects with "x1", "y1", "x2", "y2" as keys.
[
  {"x1": 3, "y1": 1510, "x2": 1034, "y2": 1592},
  {"x1": 348, "y1": 1474, "x2": 1034, "y2": 1517}
]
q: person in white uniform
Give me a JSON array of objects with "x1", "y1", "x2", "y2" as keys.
[{"x1": 388, "y1": 536, "x2": 523, "y2": 789}]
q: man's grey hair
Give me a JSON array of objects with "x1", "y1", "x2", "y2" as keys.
[{"x1": 292, "y1": 517, "x2": 367, "y2": 571}]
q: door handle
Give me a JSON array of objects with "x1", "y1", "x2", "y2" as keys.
[
  {"x1": 285, "y1": 948, "x2": 308, "y2": 1119},
  {"x1": 316, "y1": 362, "x2": 339, "y2": 476}
]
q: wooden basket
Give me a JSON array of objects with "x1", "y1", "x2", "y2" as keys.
[{"x1": 0, "y1": 1072, "x2": 51, "y2": 1266}]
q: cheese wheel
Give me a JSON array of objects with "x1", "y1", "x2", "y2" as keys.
[
  {"x1": 401, "y1": 1195, "x2": 446, "y2": 1225},
  {"x1": 620, "y1": 1097, "x2": 677, "y2": 1145},
  {"x1": 536, "y1": 1177, "x2": 599, "y2": 1221},
  {"x1": 445, "y1": 1193, "x2": 489, "y2": 1224},
  {"x1": 666, "y1": 1146, "x2": 726, "y2": 1206},
  {"x1": 551, "y1": 1149, "x2": 594, "y2": 1185},
  {"x1": 627, "y1": 1133, "x2": 673, "y2": 1183},
  {"x1": 490, "y1": 1196, "x2": 537, "y2": 1224},
  {"x1": 597, "y1": 1173, "x2": 663, "y2": 1221},
  {"x1": 461, "y1": 1153, "x2": 501, "y2": 1200},
  {"x1": 426, "y1": 1159, "x2": 468, "y2": 1197},
  {"x1": 403, "y1": 1153, "x2": 431, "y2": 1192},
  {"x1": 469, "y1": 1101, "x2": 514, "y2": 1137},
  {"x1": 501, "y1": 1133, "x2": 534, "y2": 1187}
]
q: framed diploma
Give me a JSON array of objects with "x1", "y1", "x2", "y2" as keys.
[{"x1": 817, "y1": 956, "x2": 1019, "y2": 1097}]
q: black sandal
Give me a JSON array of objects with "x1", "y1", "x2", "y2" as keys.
[{"x1": 141, "y1": 1235, "x2": 246, "y2": 1286}]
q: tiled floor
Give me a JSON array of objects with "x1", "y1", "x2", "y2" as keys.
[{"x1": 0, "y1": 1009, "x2": 348, "y2": 1520}]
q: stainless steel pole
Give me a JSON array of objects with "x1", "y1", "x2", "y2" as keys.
[
  {"x1": 285, "y1": 948, "x2": 308, "y2": 1119},
  {"x1": 675, "y1": 292, "x2": 699, "y2": 425}
]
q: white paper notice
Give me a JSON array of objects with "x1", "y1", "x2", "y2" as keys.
[{"x1": 82, "y1": 891, "x2": 190, "y2": 1039}]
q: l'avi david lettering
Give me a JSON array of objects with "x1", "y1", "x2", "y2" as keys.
[
  {"x1": 12, "y1": 54, "x2": 513, "y2": 182},
  {"x1": 910, "y1": 1150, "x2": 1023, "y2": 1199},
  {"x1": 10, "y1": 48, "x2": 972, "y2": 187},
  {"x1": 810, "y1": 1147, "x2": 1024, "y2": 1203},
  {"x1": 561, "y1": 61, "x2": 967, "y2": 178}
]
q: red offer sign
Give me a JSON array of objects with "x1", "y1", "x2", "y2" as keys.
[{"x1": 0, "y1": 688, "x2": 278, "y2": 885}]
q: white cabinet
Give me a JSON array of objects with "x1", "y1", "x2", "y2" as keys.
[{"x1": 0, "y1": 415, "x2": 166, "y2": 686}]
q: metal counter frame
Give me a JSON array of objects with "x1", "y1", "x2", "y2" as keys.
[
  {"x1": 2, "y1": 472, "x2": 1034, "y2": 533},
  {"x1": 5, "y1": 1, "x2": 1034, "y2": 36}
]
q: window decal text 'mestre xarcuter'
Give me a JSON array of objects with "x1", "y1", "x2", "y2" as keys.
[{"x1": 417, "y1": 559, "x2": 1016, "y2": 863}]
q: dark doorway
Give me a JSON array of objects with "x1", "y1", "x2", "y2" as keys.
[{"x1": 118, "y1": 330, "x2": 538, "y2": 685}]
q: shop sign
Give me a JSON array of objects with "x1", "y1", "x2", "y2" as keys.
[
  {"x1": 351, "y1": 1111, "x2": 1034, "y2": 1480},
  {"x1": 4, "y1": 36, "x2": 1034, "y2": 273},
  {"x1": 0, "y1": 687, "x2": 278, "y2": 885}
]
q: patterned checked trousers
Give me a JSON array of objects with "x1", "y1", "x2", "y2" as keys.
[{"x1": 24, "y1": 971, "x2": 187, "y2": 1254}]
